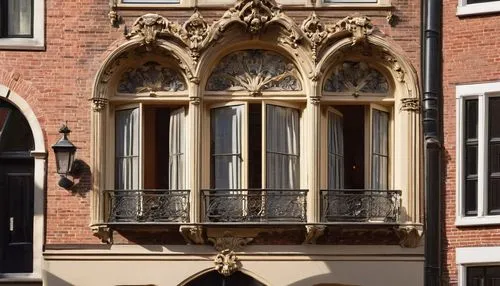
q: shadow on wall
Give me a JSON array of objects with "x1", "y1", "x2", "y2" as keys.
[
  {"x1": 69, "y1": 159, "x2": 92, "y2": 198},
  {"x1": 287, "y1": 274, "x2": 360, "y2": 286}
]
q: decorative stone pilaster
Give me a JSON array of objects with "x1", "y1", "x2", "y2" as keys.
[
  {"x1": 189, "y1": 83, "x2": 202, "y2": 223},
  {"x1": 308, "y1": 83, "x2": 321, "y2": 223}
]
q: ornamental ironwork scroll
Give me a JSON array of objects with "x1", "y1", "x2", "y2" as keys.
[
  {"x1": 206, "y1": 50, "x2": 302, "y2": 95},
  {"x1": 117, "y1": 62, "x2": 186, "y2": 93},
  {"x1": 324, "y1": 61, "x2": 389, "y2": 97}
]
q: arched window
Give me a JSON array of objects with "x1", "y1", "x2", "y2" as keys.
[{"x1": 0, "y1": 99, "x2": 34, "y2": 274}]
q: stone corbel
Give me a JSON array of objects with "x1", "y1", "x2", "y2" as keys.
[
  {"x1": 208, "y1": 231, "x2": 254, "y2": 252},
  {"x1": 91, "y1": 225, "x2": 113, "y2": 244},
  {"x1": 90, "y1": 97, "x2": 108, "y2": 112},
  {"x1": 303, "y1": 225, "x2": 326, "y2": 244},
  {"x1": 395, "y1": 225, "x2": 423, "y2": 248},
  {"x1": 214, "y1": 249, "x2": 241, "y2": 277},
  {"x1": 179, "y1": 225, "x2": 205, "y2": 245}
]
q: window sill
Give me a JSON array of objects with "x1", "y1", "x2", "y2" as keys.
[
  {"x1": 457, "y1": 1, "x2": 500, "y2": 17},
  {"x1": 456, "y1": 216, "x2": 500, "y2": 226},
  {"x1": 0, "y1": 38, "x2": 45, "y2": 51},
  {"x1": 0, "y1": 276, "x2": 42, "y2": 285}
]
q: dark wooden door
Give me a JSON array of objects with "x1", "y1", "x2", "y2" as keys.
[{"x1": 0, "y1": 157, "x2": 34, "y2": 273}]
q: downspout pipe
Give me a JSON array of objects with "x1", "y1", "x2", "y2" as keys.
[{"x1": 422, "y1": 0, "x2": 442, "y2": 285}]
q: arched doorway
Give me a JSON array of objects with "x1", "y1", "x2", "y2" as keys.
[
  {"x1": 0, "y1": 98, "x2": 34, "y2": 273},
  {"x1": 184, "y1": 270, "x2": 266, "y2": 286}
]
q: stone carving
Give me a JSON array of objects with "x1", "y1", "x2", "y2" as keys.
[
  {"x1": 206, "y1": 50, "x2": 302, "y2": 95},
  {"x1": 395, "y1": 226, "x2": 423, "y2": 248},
  {"x1": 179, "y1": 225, "x2": 204, "y2": 245},
  {"x1": 91, "y1": 225, "x2": 112, "y2": 244},
  {"x1": 124, "y1": 1, "x2": 375, "y2": 67},
  {"x1": 401, "y1": 97, "x2": 420, "y2": 112},
  {"x1": 208, "y1": 231, "x2": 254, "y2": 251},
  {"x1": 91, "y1": 97, "x2": 108, "y2": 112},
  {"x1": 214, "y1": 249, "x2": 241, "y2": 277},
  {"x1": 304, "y1": 225, "x2": 326, "y2": 244},
  {"x1": 381, "y1": 53, "x2": 405, "y2": 82},
  {"x1": 324, "y1": 61, "x2": 389, "y2": 96},
  {"x1": 117, "y1": 62, "x2": 186, "y2": 93}
]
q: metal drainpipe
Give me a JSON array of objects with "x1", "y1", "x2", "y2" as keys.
[{"x1": 422, "y1": 0, "x2": 442, "y2": 285}]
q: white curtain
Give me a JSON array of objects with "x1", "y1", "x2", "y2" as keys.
[
  {"x1": 168, "y1": 107, "x2": 185, "y2": 190},
  {"x1": 8, "y1": 0, "x2": 32, "y2": 36},
  {"x1": 115, "y1": 108, "x2": 140, "y2": 190},
  {"x1": 211, "y1": 105, "x2": 242, "y2": 189},
  {"x1": 328, "y1": 111, "x2": 344, "y2": 190},
  {"x1": 372, "y1": 109, "x2": 389, "y2": 190},
  {"x1": 266, "y1": 105, "x2": 299, "y2": 189}
]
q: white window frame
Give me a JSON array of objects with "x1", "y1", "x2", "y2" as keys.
[
  {"x1": 0, "y1": 0, "x2": 44, "y2": 50},
  {"x1": 315, "y1": 0, "x2": 390, "y2": 7},
  {"x1": 117, "y1": 0, "x2": 194, "y2": 8},
  {"x1": 117, "y1": 0, "x2": 391, "y2": 7},
  {"x1": 456, "y1": 247, "x2": 500, "y2": 286},
  {"x1": 457, "y1": 0, "x2": 500, "y2": 16},
  {"x1": 456, "y1": 81, "x2": 500, "y2": 226}
]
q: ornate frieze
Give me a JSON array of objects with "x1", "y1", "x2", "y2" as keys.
[
  {"x1": 324, "y1": 61, "x2": 389, "y2": 96},
  {"x1": 206, "y1": 50, "x2": 302, "y2": 95},
  {"x1": 117, "y1": 61, "x2": 186, "y2": 93},
  {"x1": 208, "y1": 231, "x2": 254, "y2": 252},
  {"x1": 214, "y1": 249, "x2": 241, "y2": 277}
]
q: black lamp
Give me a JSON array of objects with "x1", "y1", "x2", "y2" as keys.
[{"x1": 52, "y1": 124, "x2": 77, "y2": 189}]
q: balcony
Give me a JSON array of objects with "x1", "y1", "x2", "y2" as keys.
[
  {"x1": 105, "y1": 190, "x2": 190, "y2": 223},
  {"x1": 201, "y1": 189, "x2": 308, "y2": 223},
  {"x1": 321, "y1": 189, "x2": 401, "y2": 223}
]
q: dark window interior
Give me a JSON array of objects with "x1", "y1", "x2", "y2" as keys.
[
  {"x1": 185, "y1": 270, "x2": 265, "y2": 286},
  {"x1": 336, "y1": 105, "x2": 365, "y2": 189},
  {"x1": 467, "y1": 0, "x2": 498, "y2": 4},
  {"x1": 488, "y1": 97, "x2": 500, "y2": 214},
  {"x1": 467, "y1": 266, "x2": 500, "y2": 286},
  {"x1": 465, "y1": 99, "x2": 479, "y2": 216},
  {"x1": 248, "y1": 104, "x2": 262, "y2": 189}
]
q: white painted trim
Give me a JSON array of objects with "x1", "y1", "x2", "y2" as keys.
[
  {"x1": 0, "y1": 0, "x2": 45, "y2": 50},
  {"x1": 457, "y1": 0, "x2": 500, "y2": 16},
  {"x1": 456, "y1": 80, "x2": 500, "y2": 226},
  {"x1": 456, "y1": 246, "x2": 500, "y2": 265},
  {"x1": 0, "y1": 85, "x2": 46, "y2": 279}
]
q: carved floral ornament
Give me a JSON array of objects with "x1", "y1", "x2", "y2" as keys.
[
  {"x1": 123, "y1": 0, "x2": 375, "y2": 66},
  {"x1": 206, "y1": 50, "x2": 302, "y2": 95},
  {"x1": 324, "y1": 61, "x2": 389, "y2": 97},
  {"x1": 117, "y1": 61, "x2": 186, "y2": 94}
]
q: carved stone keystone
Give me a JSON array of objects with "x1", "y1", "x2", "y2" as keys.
[{"x1": 214, "y1": 249, "x2": 241, "y2": 277}]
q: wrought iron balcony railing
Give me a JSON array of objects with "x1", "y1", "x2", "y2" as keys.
[
  {"x1": 201, "y1": 189, "x2": 308, "y2": 223},
  {"x1": 105, "y1": 190, "x2": 190, "y2": 223},
  {"x1": 321, "y1": 189, "x2": 401, "y2": 223}
]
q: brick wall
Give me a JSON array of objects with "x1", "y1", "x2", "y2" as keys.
[
  {"x1": 442, "y1": 0, "x2": 500, "y2": 284},
  {"x1": 0, "y1": 0, "x2": 421, "y2": 245}
]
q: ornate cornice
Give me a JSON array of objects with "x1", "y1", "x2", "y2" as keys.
[{"x1": 124, "y1": 0, "x2": 375, "y2": 67}]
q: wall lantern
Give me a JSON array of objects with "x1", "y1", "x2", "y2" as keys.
[{"x1": 52, "y1": 124, "x2": 77, "y2": 189}]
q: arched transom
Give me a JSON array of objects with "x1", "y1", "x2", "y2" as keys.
[
  {"x1": 324, "y1": 61, "x2": 389, "y2": 96},
  {"x1": 206, "y1": 50, "x2": 302, "y2": 95}
]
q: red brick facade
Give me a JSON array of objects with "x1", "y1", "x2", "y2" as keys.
[
  {"x1": 442, "y1": 0, "x2": 500, "y2": 284},
  {"x1": 0, "y1": 0, "x2": 422, "y2": 247}
]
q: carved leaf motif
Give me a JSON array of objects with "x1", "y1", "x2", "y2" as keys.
[
  {"x1": 206, "y1": 50, "x2": 302, "y2": 94},
  {"x1": 118, "y1": 62, "x2": 186, "y2": 93},
  {"x1": 324, "y1": 61, "x2": 389, "y2": 95}
]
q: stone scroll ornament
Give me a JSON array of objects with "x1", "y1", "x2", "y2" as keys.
[
  {"x1": 324, "y1": 61, "x2": 389, "y2": 97},
  {"x1": 124, "y1": 0, "x2": 374, "y2": 67},
  {"x1": 117, "y1": 62, "x2": 186, "y2": 93},
  {"x1": 206, "y1": 50, "x2": 302, "y2": 95}
]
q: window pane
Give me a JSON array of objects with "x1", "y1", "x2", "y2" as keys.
[
  {"x1": 328, "y1": 111, "x2": 344, "y2": 189},
  {"x1": 7, "y1": 0, "x2": 32, "y2": 37},
  {"x1": 371, "y1": 109, "x2": 389, "y2": 190},
  {"x1": 0, "y1": 102, "x2": 34, "y2": 153},
  {"x1": 467, "y1": 0, "x2": 498, "y2": 4},
  {"x1": 464, "y1": 99, "x2": 479, "y2": 216},
  {"x1": 211, "y1": 105, "x2": 242, "y2": 189},
  {"x1": 266, "y1": 105, "x2": 299, "y2": 189},
  {"x1": 488, "y1": 97, "x2": 500, "y2": 214},
  {"x1": 169, "y1": 107, "x2": 185, "y2": 190},
  {"x1": 115, "y1": 108, "x2": 140, "y2": 190}
]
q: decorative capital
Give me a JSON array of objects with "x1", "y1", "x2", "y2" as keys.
[
  {"x1": 189, "y1": 96, "x2": 201, "y2": 105},
  {"x1": 400, "y1": 97, "x2": 420, "y2": 112},
  {"x1": 214, "y1": 249, "x2": 241, "y2": 277},
  {"x1": 91, "y1": 225, "x2": 112, "y2": 244},
  {"x1": 304, "y1": 225, "x2": 326, "y2": 244},
  {"x1": 309, "y1": 96, "x2": 321, "y2": 105},
  {"x1": 208, "y1": 231, "x2": 254, "y2": 252},
  {"x1": 90, "y1": 98, "x2": 108, "y2": 112},
  {"x1": 179, "y1": 225, "x2": 205, "y2": 245},
  {"x1": 395, "y1": 226, "x2": 423, "y2": 248}
]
